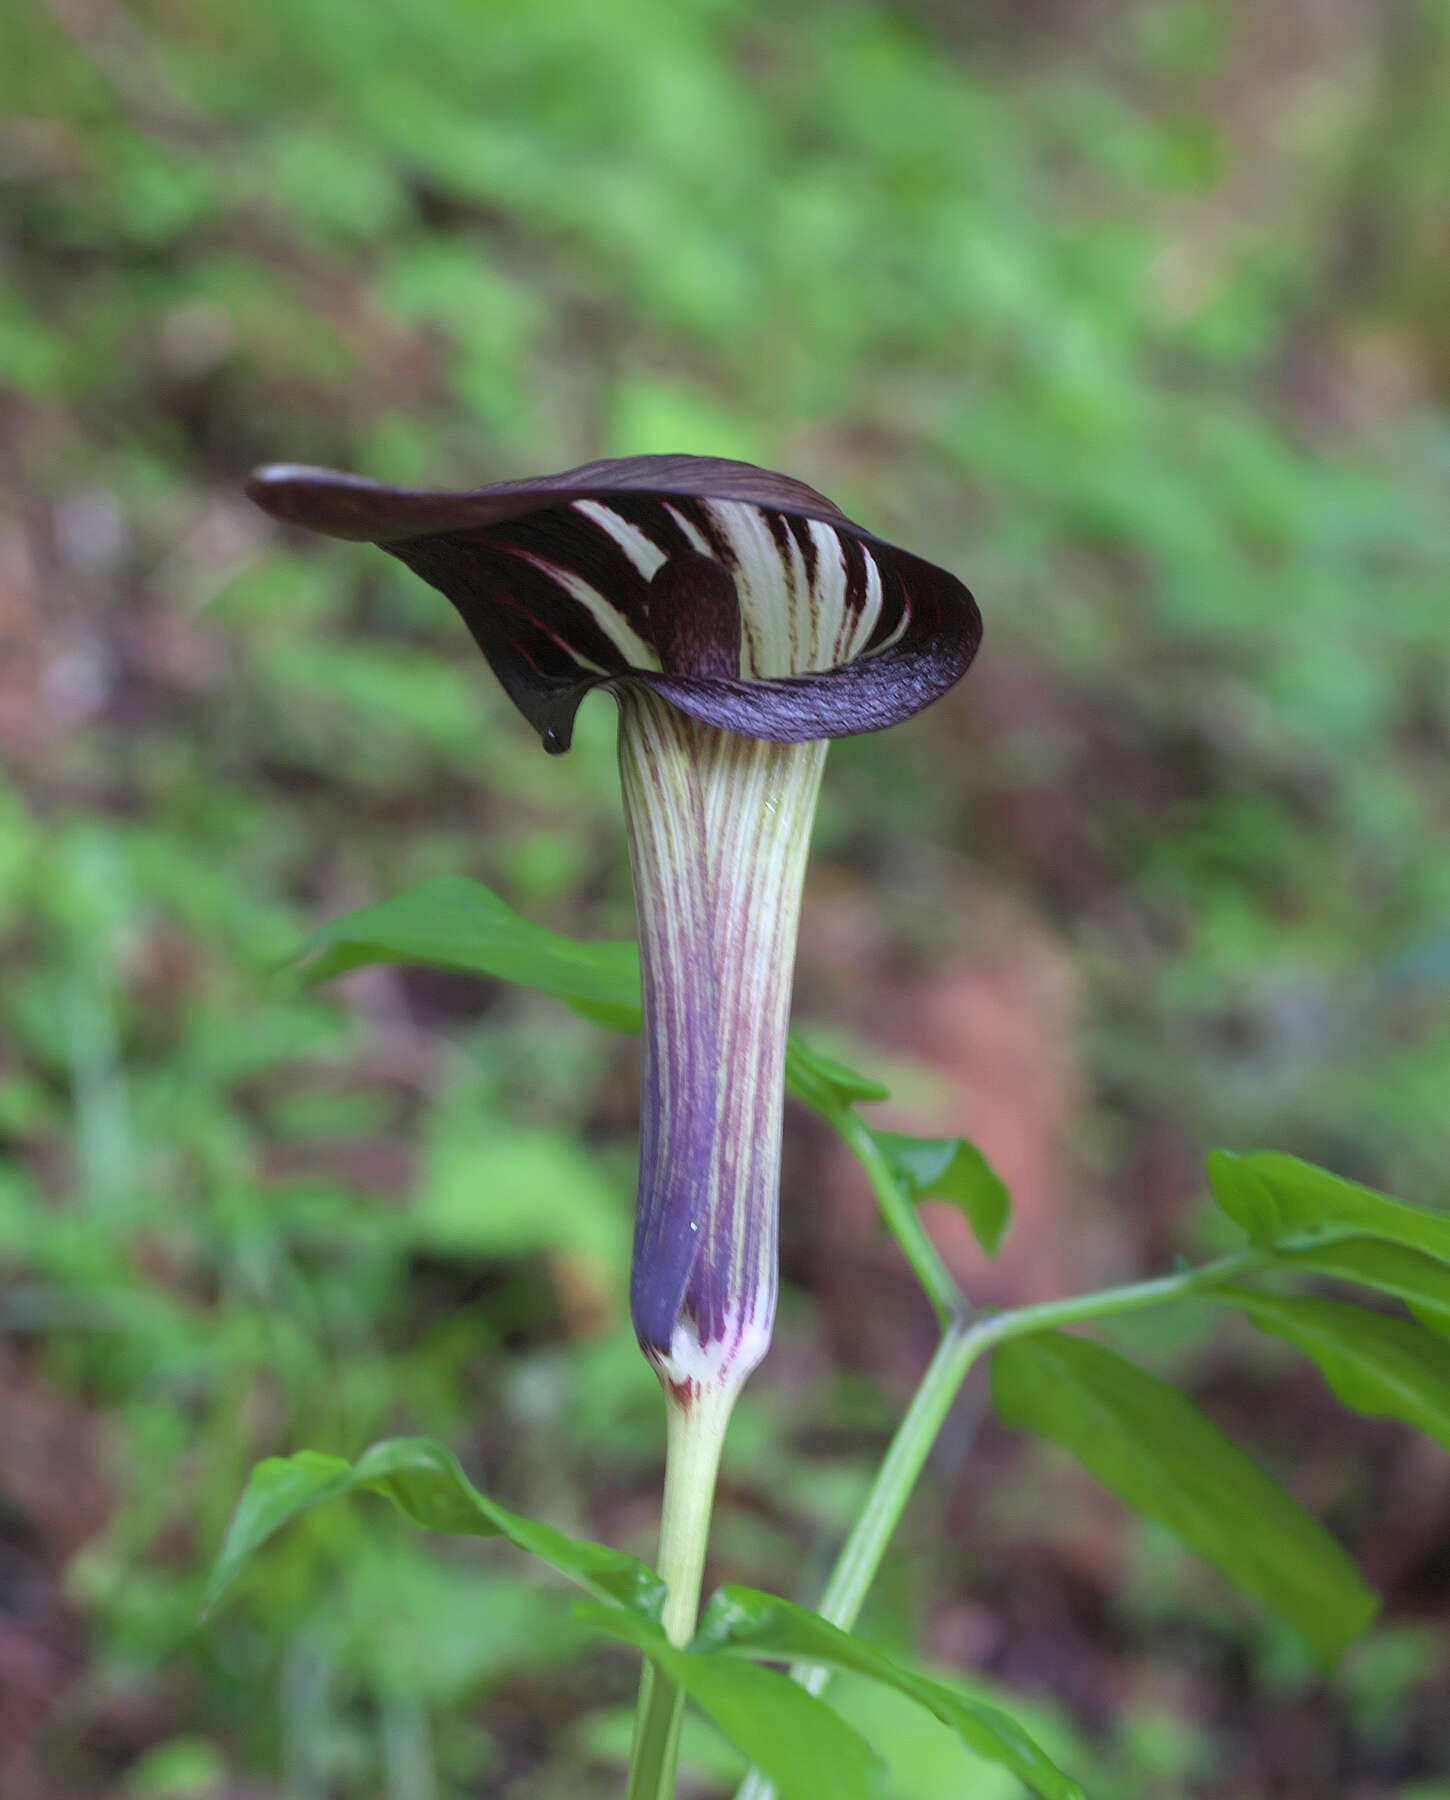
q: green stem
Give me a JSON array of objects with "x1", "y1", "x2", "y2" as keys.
[
  {"x1": 832, "y1": 1105, "x2": 965, "y2": 1328},
  {"x1": 732, "y1": 1319, "x2": 980, "y2": 1800},
  {"x1": 627, "y1": 1378, "x2": 738, "y2": 1800},
  {"x1": 965, "y1": 1248, "x2": 1270, "y2": 1349},
  {"x1": 733, "y1": 1244, "x2": 1272, "y2": 1800},
  {"x1": 805, "y1": 1319, "x2": 982, "y2": 1653}
]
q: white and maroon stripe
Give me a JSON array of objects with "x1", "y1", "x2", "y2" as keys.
[{"x1": 487, "y1": 496, "x2": 903, "y2": 684}]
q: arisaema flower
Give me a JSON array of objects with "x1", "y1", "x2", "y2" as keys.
[{"x1": 246, "y1": 452, "x2": 979, "y2": 1472}]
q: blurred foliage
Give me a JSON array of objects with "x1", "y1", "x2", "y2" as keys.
[{"x1": 2, "y1": 0, "x2": 1449, "y2": 1794}]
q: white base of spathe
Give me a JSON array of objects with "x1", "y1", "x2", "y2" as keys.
[{"x1": 650, "y1": 1305, "x2": 775, "y2": 1405}]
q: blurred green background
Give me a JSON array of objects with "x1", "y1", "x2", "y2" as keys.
[{"x1": 3, "y1": 0, "x2": 1449, "y2": 1794}]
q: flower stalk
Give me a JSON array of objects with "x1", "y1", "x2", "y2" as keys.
[
  {"x1": 627, "y1": 1374, "x2": 738, "y2": 1800},
  {"x1": 620, "y1": 692, "x2": 827, "y2": 1799}
]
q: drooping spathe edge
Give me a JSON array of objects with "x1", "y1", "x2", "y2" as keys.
[
  {"x1": 245, "y1": 455, "x2": 982, "y2": 751},
  {"x1": 246, "y1": 455, "x2": 857, "y2": 542}
]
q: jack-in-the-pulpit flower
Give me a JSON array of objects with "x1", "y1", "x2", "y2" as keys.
[{"x1": 246, "y1": 456, "x2": 980, "y2": 1413}]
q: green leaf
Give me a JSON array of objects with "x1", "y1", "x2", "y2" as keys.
[
  {"x1": 1220, "y1": 1290, "x2": 1450, "y2": 1453},
  {"x1": 203, "y1": 1438, "x2": 665, "y2": 1621},
  {"x1": 1271, "y1": 1237, "x2": 1450, "y2": 1338},
  {"x1": 564, "y1": 994, "x2": 647, "y2": 1032},
  {"x1": 292, "y1": 878, "x2": 889, "y2": 1111},
  {"x1": 575, "y1": 1605, "x2": 885, "y2": 1800},
  {"x1": 693, "y1": 1587, "x2": 1082, "y2": 1800},
  {"x1": 291, "y1": 877, "x2": 643, "y2": 1015},
  {"x1": 1208, "y1": 1151, "x2": 1450, "y2": 1265},
  {"x1": 867, "y1": 1129, "x2": 1010, "y2": 1256},
  {"x1": 991, "y1": 1331, "x2": 1377, "y2": 1662},
  {"x1": 783, "y1": 1035, "x2": 891, "y2": 1112}
]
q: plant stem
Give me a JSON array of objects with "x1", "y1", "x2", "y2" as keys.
[
  {"x1": 732, "y1": 1243, "x2": 1273, "y2": 1800},
  {"x1": 627, "y1": 1378, "x2": 739, "y2": 1800},
  {"x1": 810, "y1": 1320, "x2": 982, "y2": 1654},
  {"x1": 832, "y1": 1105, "x2": 965, "y2": 1328},
  {"x1": 731, "y1": 1318, "x2": 980, "y2": 1800},
  {"x1": 966, "y1": 1247, "x2": 1271, "y2": 1349}
]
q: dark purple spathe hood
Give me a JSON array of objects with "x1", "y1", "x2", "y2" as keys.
[{"x1": 245, "y1": 454, "x2": 981, "y2": 751}]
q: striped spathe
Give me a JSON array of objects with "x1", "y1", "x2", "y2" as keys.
[{"x1": 246, "y1": 453, "x2": 982, "y2": 1389}]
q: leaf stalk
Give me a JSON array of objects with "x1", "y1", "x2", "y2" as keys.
[{"x1": 732, "y1": 1230, "x2": 1273, "y2": 1800}]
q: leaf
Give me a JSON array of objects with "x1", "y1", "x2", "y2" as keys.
[
  {"x1": 1208, "y1": 1151, "x2": 1450, "y2": 1265},
  {"x1": 693, "y1": 1587, "x2": 1083, "y2": 1800},
  {"x1": 291, "y1": 877, "x2": 643, "y2": 1015},
  {"x1": 783, "y1": 1035, "x2": 891, "y2": 1112},
  {"x1": 1409, "y1": 1303, "x2": 1450, "y2": 1343},
  {"x1": 867, "y1": 1129, "x2": 1010, "y2": 1256},
  {"x1": 575, "y1": 1605, "x2": 885, "y2": 1800},
  {"x1": 1220, "y1": 1289, "x2": 1450, "y2": 1452},
  {"x1": 991, "y1": 1331, "x2": 1378, "y2": 1662},
  {"x1": 203, "y1": 1438, "x2": 665, "y2": 1621},
  {"x1": 291, "y1": 878, "x2": 890, "y2": 1112},
  {"x1": 564, "y1": 994, "x2": 647, "y2": 1033},
  {"x1": 1271, "y1": 1237, "x2": 1450, "y2": 1338}
]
